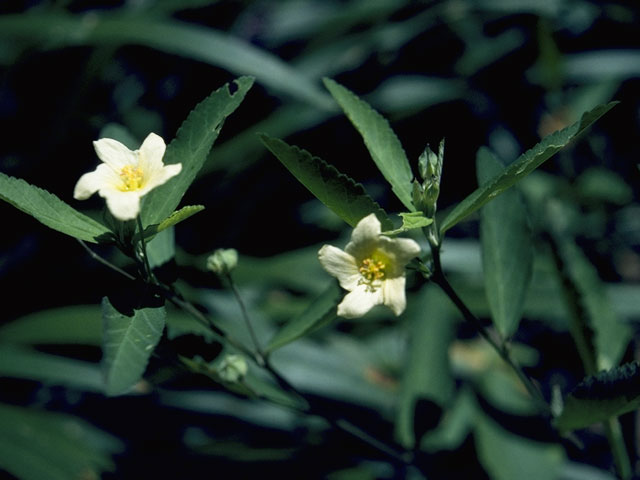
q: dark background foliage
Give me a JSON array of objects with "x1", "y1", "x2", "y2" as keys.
[{"x1": 1, "y1": 1, "x2": 639, "y2": 479}]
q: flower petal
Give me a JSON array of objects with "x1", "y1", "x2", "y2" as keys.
[
  {"x1": 101, "y1": 189, "x2": 142, "y2": 221},
  {"x1": 139, "y1": 163, "x2": 182, "y2": 196},
  {"x1": 381, "y1": 276, "x2": 407, "y2": 316},
  {"x1": 345, "y1": 213, "x2": 381, "y2": 259},
  {"x1": 93, "y1": 138, "x2": 137, "y2": 171},
  {"x1": 138, "y1": 132, "x2": 167, "y2": 173},
  {"x1": 74, "y1": 164, "x2": 121, "y2": 200},
  {"x1": 337, "y1": 284, "x2": 382, "y2": 318},
  {"x1": 318, "y1": 245, "x2": 360, "y2": 290}
]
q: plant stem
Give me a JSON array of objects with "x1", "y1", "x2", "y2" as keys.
[
  {"x1": 225, "y1": 273, "x2": 266, "y2": 366},
  {"x1": 429, "y1": 245, "x2": 550, "y2": 415},
  {"x1": 605, "y1": 417, "x2": 632, "y2": 480},
  {"x1": 136, "y1": 216, "x2": 155, "y2": 283},
  {"x1": 76, "y1": 239, "x2": 136, "y2": 281}
]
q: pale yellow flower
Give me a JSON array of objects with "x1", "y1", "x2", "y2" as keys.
[
  {"x1": 318, "y1": 213, "x2": 421, "y2": 318},
  {"x1": 74, "y1": 133, "x2": 181, "y2": 221}
]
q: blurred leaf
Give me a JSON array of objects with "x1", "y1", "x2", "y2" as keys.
[
  {"x1": 440, "y1": 102, "x2": 618, "y2": 234},
  {"x1": 0, "y1": 344, "x2": 103, "y2": 392},
  {"x1": 383, "y1": 211, "x2": 432, "y2": 236},
  {"x1": 421, "y1": 387, "x2": 476, "y2": 452},
  {"x1": 101, "y1": 297, "x2": 165, "y2": 396},
  {"x1": 0, "y1": 403, "x2": 122, "y2": 480},
  {"x1": 565, "y1": 50, "x2": 640, "y2": 82},
  {"x1": 396, "y1": 286, "x2": 455, "y2": 448},
  {"x1": 266, "y1": 282, "x2": 341, "y2": 353},
  {"x1": 260, "y1": 135, "x2": 393, "y2": 230},
  {"x1": 575, "y1": 167, "x2": 633, "y2": 206},
  {"x1": 323, "y1": 78, "x2": 415, "y2": 211},
  {"x1": 0, "y1": 305, "x2": 101, "y2": 345},
  {"x1": 0, "y1": 13, "x2": 332, "y2": 110},
  {"x1": 554, "y1": 362, "x2": 640, "y2": 433},
  {"x1": 475, "y1": 414, "x2": 565, "y2": 480},
  {"x1": 552, "y1": 231, "x2": 632, "y2": 371},
  {"x1": 0, "y1": 172, "x2": 112, "y2": 243},
  {"x1": 142, "y1": 77, "x2": 253, "y2": 226},
  {"x1": 477, "y1": 148, "x2": 532, "y2": 339}
]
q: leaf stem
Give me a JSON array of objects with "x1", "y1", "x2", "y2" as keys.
[
  {"x1": 136, "y1": 216, "x2": 155, "y2": 283},
  {"x1": 605, "y1": 417, "x2": 632, "y2": 480}
]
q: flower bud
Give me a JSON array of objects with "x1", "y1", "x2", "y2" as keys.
[
  {"x1": 217, "y1": 354, "x2": 248, "y2": 383},
  {"x1": 207, "y1": 248, "x2": 238, "y2": 276},
  {"x1": 414, "y1": 139, "x2": 444, "y2": 218}
]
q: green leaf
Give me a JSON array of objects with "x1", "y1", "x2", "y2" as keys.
[
  {"x1": 0, "y1": 344, "x2": 104, "y2": 392},
  {"x1": 553, "y1": 230, "x2": 632, "y2": 371},
  {"x1": 0, "y1": 305, "x2": 101, "y2": 345},
  {"x1": 475, "y1": 413, "x2": 565, "y2": 480},
  {"x1": 323, "y1": 78, "x2": 415, "y2": 211},
  {"x1": 145, "y1": 227, "x2": 175, "y2": 269},
  {"x1": 440, "y1": 102, "x2": 618, "y2": 234},
  {"x1": 554, "y1": 362, "x2": 640, "y2": 433},
  {"x1": 382, "y1": 211, "x2": 432, "y2": 236},
  {"x1": 396, "y1": 286, "x2": 455, "y2": 448},
  {"x1": 0, "y1": 172, "x2": 112, "y2": 243},
  {"x1": 0, "y1": 403, "x2": 122, "y2": 480},
  {"x1": 266, "y1": 282, "x2": 341, "y2": 354},
  {"x1": 0, "y1": 13, "x2": 331, "y2": 110},
  {"x1": 260, "y1": 134, "x2": 393, "y2": 230},
  {"x1": 139, "y1": 205, "x2": 204, "y2": 241},
  {"x1": 477, "y1": 148, "x2": 532, "y2": 339},
  {"x1": 101, "y1": 297, "x2": 166, "y2": 396},
  {"x1": 141, "y1": 77, "x2": 253, "y2": 227}
]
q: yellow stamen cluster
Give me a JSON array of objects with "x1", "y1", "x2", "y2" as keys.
[
  {"x1": 359, "y1": 257, "x2": 386, "y2": 290},
  {"x1": 119, "y1": 165, "x2": 144, "y2": 191}
]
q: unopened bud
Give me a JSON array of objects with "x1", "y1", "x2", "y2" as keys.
[
  {"x1": 207, "y1": 248, "x2": 238, "y2": 276},
  {"x1": 217, "y1": 354, "x2": 248, "y2": 383}
]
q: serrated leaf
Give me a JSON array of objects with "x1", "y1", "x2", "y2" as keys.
[
  {"x1": 554, "y1": 362, "x2": 640, "y2": 433},
  {"x1": 266, "y1": 282, "x2": 341, "y2": 354},
  {"x1": 477, "y1": 148, "x2": 532, "y2": 339},
  {"x1": 141, "y1": 77, "x2": 253, "y2": 227},
  {"x1": 383, "y1": 211, "x2": 433, "y2": 236},
  {"x1": 0, "y1": 403, "x2": 122, "y2": 480},
  {"x1": 553, "y1": 234, "x2": 632, "y2": 371},
  {"x1": 440, "y1": 102, "x2": 618, "y2": 234},
  {"x1": 137, "y1": 204, "x2": 204, "y2": 242},
  {"x1": 323, "y1": 78, "x2": 415, "y2": 211},
  {"x1": 260, "y1": 134, "x2": 393, "y2": 230},
  {"x1": 0, "y1": 172, "x2": 112, "y2": 243},
  {"x1": 101, "y1": 297, "x2": 165, "y2": 396}
]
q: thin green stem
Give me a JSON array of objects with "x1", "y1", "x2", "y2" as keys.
[
  {"x1": 136, "y1": 216, "x2": 155, "y2": 283},
  {"x1": 429, "y1": 245, "x2": 550, "y2": 415},
  {"x1": 76, "y1": 239, "x2": 136, "y2": 281},
  {"x1": 225, "y1": 273, "x2": 266, "y2": 366}
]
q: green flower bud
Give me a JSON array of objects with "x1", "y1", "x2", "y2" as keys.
[
  {"x1": 217, "y1": 354, "x2": 248, "y2": 383},
  {"x1": 415, "y1": 139, "x2": 444, "y2": 218},
  {"x1": 207, "y1": 248, "x2": 238, "y2": 276}
]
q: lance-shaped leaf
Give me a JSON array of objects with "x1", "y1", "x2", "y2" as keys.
[
  {"x1": 323, "y1": 78, "x2": 415, "y2": 211},
  {"x1": 266, "y1": 282, "x2": 341, "y2": 354},
  {"x1": 554, "y1": 362, "x2": 640, "y2": 433},
  {"x1": 0, "y1": 172, "x2": 112, "y2": 243},
  {"x1": 141, "y1": 76, "x2": 253, "y2": 227},
  {"x1": 136, "y1": 204, "x2": 204, "y2": 243},
  {"x1": 477, "y1": 148, "x2": 532, "y2": 339},
  {"x1": 260, "y1": 134, "x2": 393, "y2": 230},
  {"x1": 101, "y1": 297, "x2": 165, "y2": 396},
  {"x1": 382, "y1": 211, "x2": 433, "y2": 236},
  {"x1": 440, "y1": 102, "x2": 617, "y2": 234}
]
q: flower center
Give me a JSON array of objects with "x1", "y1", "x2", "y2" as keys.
[
  {"x1": 358, "y1": 255, "x2": 387, "y2": 291},
  {"x1": 119, "y1": 165, "x2": 144, "y2": 191}
]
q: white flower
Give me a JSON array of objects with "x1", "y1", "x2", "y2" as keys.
[
  {"x1": 318, "y1": 213, "x2": 421, "y2": 318},
  {"x1": 74, "y1": 132, "x2": 182, "y2": 221}
]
